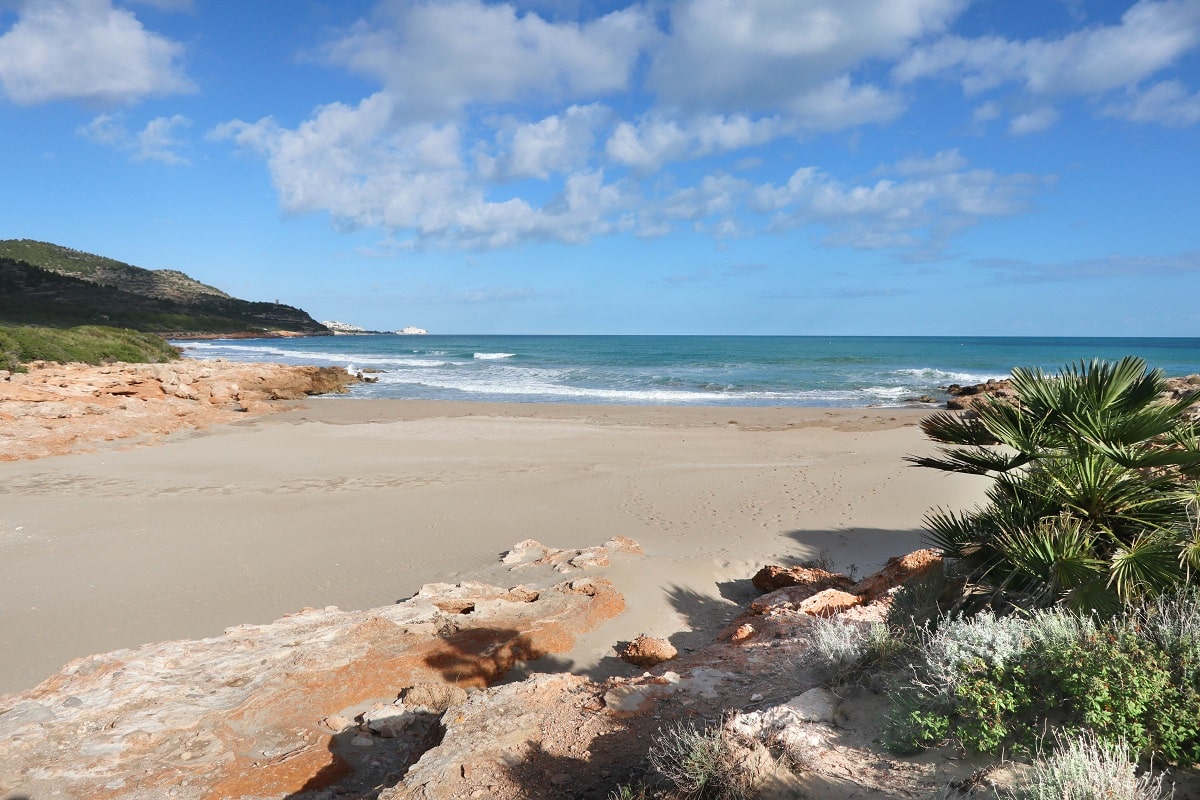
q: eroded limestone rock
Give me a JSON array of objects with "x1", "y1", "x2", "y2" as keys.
[{"x1": 0, "y1": 547, "x2": 629, "y2": 800}]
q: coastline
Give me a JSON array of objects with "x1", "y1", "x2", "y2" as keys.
[{"x1": 0, "y1": 394, "x2": 986, "y2": 695}]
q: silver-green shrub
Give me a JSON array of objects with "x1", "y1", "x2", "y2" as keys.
[{"x1": 1003, "y1": 731, "x2": 1172, "y2": 800}]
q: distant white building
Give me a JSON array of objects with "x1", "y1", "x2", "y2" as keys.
[
  {"x1": 321, "y1": 320, "x2": 367, "y2": 334},
  {"x1": 396, "y1": 326, "x2": 428, "y2": 335}
]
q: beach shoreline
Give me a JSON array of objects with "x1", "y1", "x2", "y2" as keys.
[{"x1": 0, "y1": 392, "x2": 987, "y2": 696}]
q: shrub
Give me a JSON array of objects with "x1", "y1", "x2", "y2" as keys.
[
  {"x1": 884, "y1": 612, "x2": 1034, "y2": 754},
  {"x1": 884, "y1": 593, "x2": 1200, "y2": 764},
  {"x1": 809, "y1": 619, "x2": 902, "y2": 683},
  {"x1": 909, "y1": 357, "x2": 1200, "y2": 612},
  {"x1": 0, "y1": 324, "x2": 179, "y2": 367},
  {"x1": 648, "y1": 720, "x2": 755, "y2": 800},
  {"x1": 1001, "y1": 730, "x2": 1172, "y2": 800}
]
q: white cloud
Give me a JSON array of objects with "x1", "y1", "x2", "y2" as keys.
[
  {"x1": 212, "y1": 94, "x2": 634, "y2": 248},
  {"x1": 890, "y1": 149, "x2": 968, "y2": 175},
  {"x1": 896, "y1": 0, "x2": 1200, "y2": 122},
  {"x1": 0, "y1": 0, "x2": 193, "y2": 105},
  {"x1": 750, "y1": 157, "x2": 1042, "y2": 252},
  {"x1": 1009, "y1": 107, "x2": 1059, "y2": 135},
  {"x1": 605, "y1": 113, "x2": 784, "y2": 174},
  {"x1": 972, "y1": 100, "x2": 1002, "y2": 124},
  {"x1": 1105, "y1": 79, "x2": 1200, "y2": 125},
  {"x1": 477, "y1": 103, "x2": 610, "y2": 181},
  {"x1": 79, "y1": 112, "x2": 191, "y2": 163},
  {"x1": 322, "y1": 0, "x2": 656, "y2": 118},
  {"x1": 648, "y1": 0, "x2": 964, "y2": 125}
]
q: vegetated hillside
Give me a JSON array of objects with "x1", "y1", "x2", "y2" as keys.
[{"x1": 0, "y1": 240, "x2": 330, "y2": 337}]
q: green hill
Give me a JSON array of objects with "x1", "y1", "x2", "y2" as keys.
[{"x1": 0, "y1": 240, "x2": 330, "y2": 337}]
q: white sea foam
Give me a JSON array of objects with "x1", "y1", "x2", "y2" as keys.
[
  {"x1": 894, "y1": 367, "x2": 1008, "y2": 384},
  {"x1": 474, "y1": 352, "x2": 516, "y2": 360}
]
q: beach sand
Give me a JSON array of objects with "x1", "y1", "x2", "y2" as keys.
[{"x1": 0, "y1": 399, "x2": 986, "y2": 695}]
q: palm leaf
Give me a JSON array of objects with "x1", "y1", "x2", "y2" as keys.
[
  {"x1": 917, "y1": 411, "x2": 998, "y2": 446},
  {"x1": 907, "y1": 446, "x2": 1031, "y2": 475},
  {"x1": 1108, "y1": 532, "x2": 1182, "y2": 602}
]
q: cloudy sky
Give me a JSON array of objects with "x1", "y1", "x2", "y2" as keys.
[{"x1": 1, "y1": 0, "x2": 1198, "y2": 334}]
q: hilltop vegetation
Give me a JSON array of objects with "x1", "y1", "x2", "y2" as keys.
[
  {"x1": 0, "y1": 240, "x2": 329, "y2": 337},
  {"x1": 0, "y1": 325, "x2": 180, "y2": 371}
]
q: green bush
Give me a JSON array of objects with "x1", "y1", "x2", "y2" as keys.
[
  {"x1": 0, "y1": 324, "x2": 179, "y2": 367},
  {"x1": 884, "y1": 593, "x2": 1200, "y2": 765}
]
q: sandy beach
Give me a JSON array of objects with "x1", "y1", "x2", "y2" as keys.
[{"x1": 0, "y1": 398, "x2": 985, "y2": 695}]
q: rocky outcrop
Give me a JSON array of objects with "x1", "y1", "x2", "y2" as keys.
[
  {"x1": 377, "y1": 550, "x2": 971, "y2": 800},
  {"x1": 0, "y1": 545, "x2": 630, "y2": 800},
  {"x1": 944, "y1": 378, "x2": 1016, "y2": 410},
  {"x1": 0, "y1": 360, "x2": 360, "y2": 460},
  {"x1": 745, "y1": 549, "x2": 942, "y2": 623}
]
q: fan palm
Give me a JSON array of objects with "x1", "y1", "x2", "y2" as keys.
[{"x1": 909, "y1": 357, "x2": 1200, "y2": 613}]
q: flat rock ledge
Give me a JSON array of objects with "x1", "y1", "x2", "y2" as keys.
[
  {"x1": 0, "y1": 359, "x2": 361, "y2": 461},
  {"x1": 0, "y1": 540, "x2": 630, "y2": 800}
]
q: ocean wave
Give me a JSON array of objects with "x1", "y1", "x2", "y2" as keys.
[
  {"x1": 894, "y1": 367, "x2": 1009, "y2": 384},
  {"x1": 474, "y1": 352, "x2": 516, "y2": 360}
]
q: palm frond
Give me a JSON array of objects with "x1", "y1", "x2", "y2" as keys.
[
  {"x1": 1108, "y1": 532, "x2": 1183, "y2": 603},
  {"x1": 906, "y1": 446, "x2": 1030, "y2": 475},
  {"x1": 917, "y1": 411, "x2": 998, "y2": 445}
]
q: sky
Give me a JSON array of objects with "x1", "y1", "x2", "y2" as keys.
[{"x1": 1, "y1": 0, "x2": 1198, "y2": 335}]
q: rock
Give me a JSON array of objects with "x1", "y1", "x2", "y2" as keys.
[
  {"x1": 0, "y1": 361, "x2": 362, "y2": 462},
  {"x1": 797, "y1": 588, "x2": 863, "y2": 617},
  {"x1": 848, "y1": 549, "x2": 942, "y2": 602},
  {"x1": 728, "y1": 688, "x2": 839, "y2": 743},
  {"x1": 0, "y1": 560, "x2": 628, "y2": 799},
  {"x1": 618, "y1": 635, "x2": 677, "y2": 668},
  {"x1": 730, "y1": 623, "x2": 755, "y2": 642},
  {"x1": 363, "y1": 703, "x2": 420, "y2": 737},
  {"x1": 402, "y1": 683, "x2": 469, "y2": 713},
  {"x1": 751, "y1": 564, "x2": 853, "y2": 595}
]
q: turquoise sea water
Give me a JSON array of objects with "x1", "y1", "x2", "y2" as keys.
[{"x1": 176, "y1": 335, "x2": 1200, "y2": 408}]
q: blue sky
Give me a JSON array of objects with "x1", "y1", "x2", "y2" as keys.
[{"x1": 1, "y1": 0, "x2": 1198, "y2": 335}]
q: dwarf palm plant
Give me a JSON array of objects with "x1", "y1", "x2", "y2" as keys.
[{"x1": 910, "y1": 357, "x2": 1200, "y2": 612}]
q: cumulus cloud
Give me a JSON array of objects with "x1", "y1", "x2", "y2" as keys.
[
  {"x1": 1009, "y1": 107, "x2": 1059, "y2": 135},
  {"x1": 322, "y1": 0, "x2": 656, "y2": 118},
  {"x1": 79, "y1": 112, "x2": 191, "y2": 163},
  {"x1": 649, "y1": 0, "x2": 964, "y2": 122},
  {"x1": 1105, "y1": 79, "x2": 1200, "y2": 125},
  {"x1": 0, "y1": 0, "x2": 193, "y2": 105},
  {"x1": 207, "y1": 0, "x2": 1065, "y2": 254},
  {"x1": 212, "y1": 93, "x2": 634, "y2": 248},
  {"x1": 896, "y1": 0, "x2": 1200, "y2": 129},
  {"x1": 477, "y1": 103, "x2": 610, "y2": 181},
  {"x1": 750, "y1": 156, "x2": 1042, "y2": 253}
]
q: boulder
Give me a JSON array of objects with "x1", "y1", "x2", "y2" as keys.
[
  {"x1": 751, "y1": 564, "x2": 854, "y2": 595},
  {"x1": 848, "y1": 549, "x2": 942, "y2": 602},
  {"x1": 618, "y1": 635, "x2": 678, "y2": 668}
]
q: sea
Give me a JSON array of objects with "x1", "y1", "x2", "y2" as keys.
[{"x1": 174, "y1": 335, "x2": 1200, "y2": 408}]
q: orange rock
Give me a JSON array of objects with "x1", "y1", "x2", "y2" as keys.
[
  {"x1": 751, "y1": 564, "x2": 853, "y2": 594},
  {"x1": 619, "y1": 635, "x2": 678, "y2": 668},
  {"x1": 797, "y1": 589, "x2": 863, "y2": 617},
  {"x1": 849, "y1": 549, "x2": 942, "y2": 602},
  {"x1": 730, "y1": 624, "x2": 755, "y2": 643}
]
